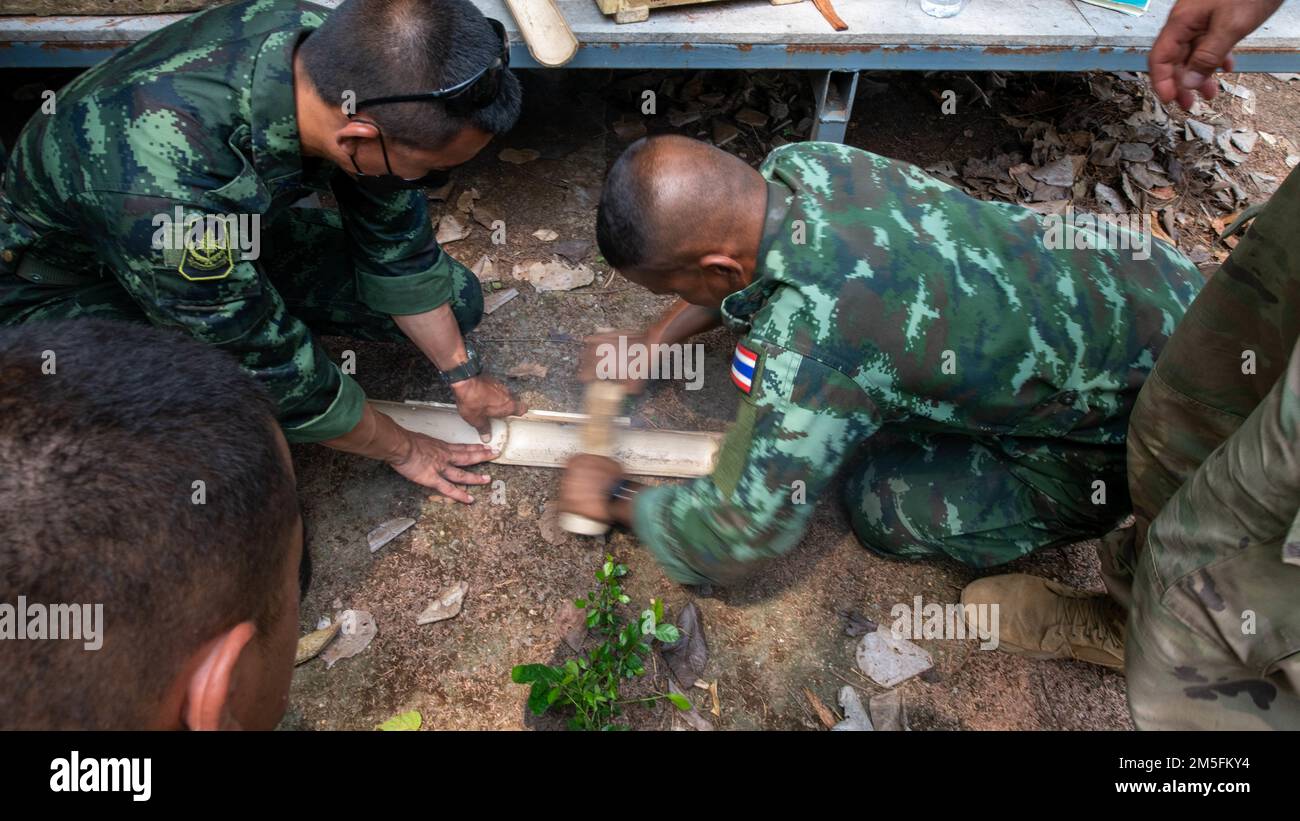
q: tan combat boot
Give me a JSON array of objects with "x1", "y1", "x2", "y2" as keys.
[{"x1": 960, "y1": 574, "x2": 1126, "y2": 670}]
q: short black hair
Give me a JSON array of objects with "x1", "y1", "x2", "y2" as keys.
[
  {"x1": 300, "y1": 0, "x2": 522, "y2": 148},
  {"x1": 597, "y1": 135, "x2": 758, "y2": 273},
  {"x1": 596, "y1": 137, "x2": 655, "y2": 271},
  {"x1": 0, "y1": 320, "x2": 299, "y2": 730}
]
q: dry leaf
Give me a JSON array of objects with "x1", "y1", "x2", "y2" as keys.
[
  {"x1": 661, "y1": 601, "x2": 709, "y2": 687},
  {"x1": 471, "y1": 255, "x2": 497, "y2": 283},
  {"x1": 435, "y1": 215, "x2": 470, "y2": 244},
  {"x1": 868, "y1": 690, "x2": 908, "y2": 732},
  {"x1": 553, "y1": 239, "x2": 593, "y2": 263},
  {"x1": 498, "y1": 148, "x2": 540, "y2": 164},
  {"x1": 831, "y1": 685, "x2": 872, "y2": 731},
  {"x1": 856, "y1": 626, "x2": 933, "y2": 687},
  {"x1": 368, "y1": 517, "x2": 415, "y2": 554},
  {"x1": 295, "y1": 621, "x2": 341, "y2": 666},
  {"x1": 532, "y1": 229, "x2": 559, "y2": 242},
  {"x1": 554, "y1": 601, "x2": 588, "y2": 652},
  {"x1": 483, "y1": 287, "x2": 519, "y2": 315},
  {"x1": 735, "y1": 108, "x2": 769, "y2": 128},
  {"x1": 516, "y1": 260, "x2": 595, "y2": 292},
  {"x1": 472, "y1": 203, "x2": 500, "y2": 230},
  {"x1": 417, "y1": 581, "x2": 468, "y2": 625},
  {"x1": 1151, "y1": 211, "x2": 1174, "y2": 244},
  {"x1": 320, "y1": 609, "x2": 377, "y2": 669},
  {"x1": 712, "y1": 120, "x2": 739, "y2": 147},
  {"x1": 506, "y1": 362, "x2": 548, "y2": 379},
  {"x1": 455, "y1": 188, "x2": 480, "y2": 213},
  {"x1": 668, "y1": 679, "x2": 714, "y2": 732},
  {"x1": 612, "y1": 117, "x2": 646, "y2": 141}
]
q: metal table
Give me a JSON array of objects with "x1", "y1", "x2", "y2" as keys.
[{"x1": 3, "y1": 0, "x2": 1299, "y2": 140}]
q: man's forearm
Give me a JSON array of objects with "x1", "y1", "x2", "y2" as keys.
[
  {"x1": 393, "y1": 303, "x2": 469, "y2": 371},
  {"x1": 321, "y1": 401, "x2": 412, "y2": 464},
  {"x1": 648, "y1": 299, "x2": 723, "y2": 345}
]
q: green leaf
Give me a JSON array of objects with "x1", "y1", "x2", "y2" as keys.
[
  {"x1": 574, "y1": 598, "x2": 587, "y2": 609},
  {"x1": 655, "y1": 624, "x2": 681, "y2": 643},
  {"x1": 666, "y1": 692, "x2": 692, "y2": 711},
  {"x1": 375, "y1": 710, "x2": 422, "y2": 731},
  {"x1": 618, "y1": 594, "x2": 631, "y2": 604},
  {"x1": 528, "y1": 682, "x2": 555, "y2": 715},
  {"x1": 602, "y1": 560, "x2": 614, "y2": 578},
  {"x1": 653, "y1": 597, "x2": 665, "y2": 623},
  {"x1": 511, "y1": 663, "x2": 556, "y2": 684}
]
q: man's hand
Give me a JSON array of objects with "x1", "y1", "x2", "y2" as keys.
[
  {"x1": 452, "y1": 374, "x2": 527, "y2": 441},
  {"x1": 388, "y1": 431, "x2": 496, "y2": 503},
  {"x1": 559, "y1": 454, "x2": 626, "y2": 525},
  {"x1": 1149, "y1": 0, "x2": 1284, "y2": 107},
  {"x1": 323, "y1": 401, "x2": 496, "y2": 503}
]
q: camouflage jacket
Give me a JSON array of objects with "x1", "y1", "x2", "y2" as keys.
[
  {"x1": 633, "y1": 141, "x2": 1202, "y2": 586},
  {"x1": 0, "y1": 0, "x2": 467, "y2": 442}
]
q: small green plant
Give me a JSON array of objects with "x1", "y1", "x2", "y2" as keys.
[{"x1": 512, "y1": 555, "x2": 690, "y2": 730}]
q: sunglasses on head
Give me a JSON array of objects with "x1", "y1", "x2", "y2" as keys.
[{"x1": 347, "y1": 18, "x2": 510, "y2": 193}]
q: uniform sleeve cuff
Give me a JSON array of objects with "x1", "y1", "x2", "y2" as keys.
[
  {"x1": 282, "y1": 372, "x2": 367, "y2": 444},
  {"x1": 355, "y1": 251, "x2": 460, "y2": 316},
  {"x1": 632, "y1": 485, "x2": 711, "y2": 586}
]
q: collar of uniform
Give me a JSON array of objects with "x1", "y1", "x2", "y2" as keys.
[
  {"x1": 720, "y1": 178, "x2": 794, "y2": 330},
  {"x1": 249, "y1": 28, "x2": 310, "y2": 186}
]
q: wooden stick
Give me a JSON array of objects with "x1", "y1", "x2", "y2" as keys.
[{"x1": 811, "y1": 0, "x2": 848, "y2": 31}]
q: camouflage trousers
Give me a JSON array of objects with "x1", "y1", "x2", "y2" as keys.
[
  {"x1": 0, "y1": 207, "x2": 483, "y2": 340},
  {"x1": 1099, "y1": 166, "x2": 1300, "y2": 730},
  {"x1": 843, "y1": 429, "x2": 1129, "y2": 568}
]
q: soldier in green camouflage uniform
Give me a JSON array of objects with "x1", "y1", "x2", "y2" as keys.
[
  {"x1": 0, "y1": 0, "x2": 523, "y2": 501},
  {"x1": 967, "y1": 165, "x2": 1300, "y2": 729},
  {"x1": 959, "y1": 0, "x2": 1299, "y2": 730},
  {"x1": 559, "y1": 136, "x2": 1201, "y2": 586}
]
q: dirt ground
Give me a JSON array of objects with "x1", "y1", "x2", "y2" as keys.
[{"x1": 259, "y1": 67, "x2": 1300, "y2": 731}]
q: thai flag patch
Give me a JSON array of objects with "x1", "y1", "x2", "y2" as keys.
[{"x1": 731, "y1": 342, "x2": 758, "y2": 394}]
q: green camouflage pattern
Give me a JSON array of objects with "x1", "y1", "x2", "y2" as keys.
[
  {"x1": 0, "y1": 0, "x2": 475, "y2": 442},
  {"x1": 635, "y1": 141, "x2": 1201, "y2": 586},
  {"x1": 1105, "y1": 165, "x2": 1300, "y2": 730}
]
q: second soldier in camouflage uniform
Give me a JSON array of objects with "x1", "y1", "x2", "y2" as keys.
[
  {"x1": 0, "y1": 0, "x2": 524, "y2": 501},
  {"x1": 559, "y1": 136, "x2": 1201, "y2": 586}
]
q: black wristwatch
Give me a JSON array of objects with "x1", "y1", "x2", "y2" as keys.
[{"x1": 439, "y1": 342, "x2": 482, "y2": 386}]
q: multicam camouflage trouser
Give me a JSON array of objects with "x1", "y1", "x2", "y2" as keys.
[
  {"x1": 843, "y1": 429, "x2": 1130, "y2": 568},
  {"x1": 0, "y1": 207, "x2": 483, "y2": 340},
  {"x1": 1099, "y1": 167, "x2": 1300, "y2": 730}
]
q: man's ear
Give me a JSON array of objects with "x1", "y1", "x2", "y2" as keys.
[
  {"x1": 335, "y1": 119, "x2": 379, "y2": 159},
  {"x1": 182, "y1": 621, "x2": 257, "y2": 731},
  {"x1": 699, "y1": 254, "x2": 746, "y2": 289}
]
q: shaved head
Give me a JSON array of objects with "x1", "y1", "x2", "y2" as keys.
[{"x1": 596, "y1": 135, "x2": 767, "y2": 276}]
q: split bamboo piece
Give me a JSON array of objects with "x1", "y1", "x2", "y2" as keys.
[
  {"x1": 504, "y1": 0, "x2": 579, "y2": 67},
  {"x1": 371, "y1": 399, "x2": 723, "y2": 478}
]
